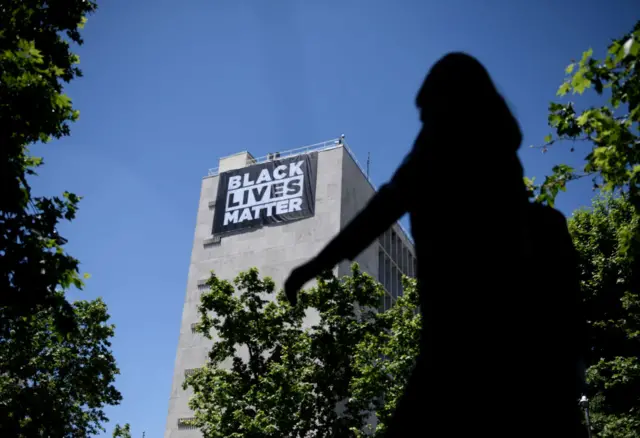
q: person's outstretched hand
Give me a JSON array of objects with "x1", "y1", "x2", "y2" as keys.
[{"x1": 285, "y1": 262, "x2": 316, "y2": 306}]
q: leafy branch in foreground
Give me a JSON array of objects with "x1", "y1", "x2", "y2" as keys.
[
  {"x1": 1, "y1": 2, "x2": 123, "y2": 436},
  {"x1": 528, "y1": 21, "x2": 640, "y2": 210},
  {"x1": 1, "y1": 0, "x2": 97, "y2": 331}
]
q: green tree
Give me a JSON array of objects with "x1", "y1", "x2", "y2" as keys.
[
  {"x1": 0, "y1": 0, "x2": 97, "y2": 329},
  {"x1": 349, "y1": 277, "x2": 421, "y2": 437},
  {"x1": 185, "y1": 266, "x2": 421, "y2": 437},
  {"x1": 569, "y1": 195, "x2": 640, "y2": 437},
  {"x1": 113, "y1": 423, "x2": 132, "y2": 438},
  {"x1": 0, "y1": 297, "x2": 122, "y2": 436},
  {"x1": 528, "y1": 20, "x2": 640, "y2": 437},
  {"x1": 0, "y1": 0, "x2": 123, "y2": 433}
]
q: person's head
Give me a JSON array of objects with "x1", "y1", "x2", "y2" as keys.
[{"x1": 416, "y1": 52, "x2": 522, "y2": 153}]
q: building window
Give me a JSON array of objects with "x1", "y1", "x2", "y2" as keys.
[
  {"x1": 397, "y1": 269, "x2": 403, "y2": 297},
  {"x1": 391, "y1": 233, "x2": 396, "y2": 264},
  {"x1": 413, "y1": 257, "x2": 418, "y2": 277},
  {"x1": 385, "y1": 230, "x2": 391, "y2": 254},
  {"x1": 184, "y1": 368, "x2": 197, "y2": 377},
  {"x1": 190, "y1": 323, "x2": 197, "y2": 334},
  {"x1": 408, "y1": 253, "x2": 414, "y2": 277},
  {"x1": 378, "y1": 249, "x2": 385, "y2": 287},
  {"x1": 391, "y1": 265, "x2": 397, "y2": 299},
  {"x1": 390, "y1": 231, "x2": 396, "y2": 263},
  {"x1": 177, "y1": 418, "x2": 197, "y2": 430},
  {"x1": 396, "y1": 234, "x2": 402, "y2": 267},
  {"x1": 405, "y1": 252, "x2": 410, "y2": 277},
  {"x1": 384, "y1": 256, "x2": 391, "y2": 293},
  {"x1": 384, "y1": 293, "x2": 392, "y2": 311}
]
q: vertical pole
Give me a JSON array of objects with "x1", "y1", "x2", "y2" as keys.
[
  {"x1": 579, "y1": 395, "x2": 593, "y2": 438},
  {"x1": 366, "y1": 152, "x2": 371, "y2": 178},
  {"x1": 584, "y1": 406, "x2": 592, "y2": 438}
]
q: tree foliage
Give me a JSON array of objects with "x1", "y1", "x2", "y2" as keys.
[
  {"x1": 0, "y1": 0, "x2": 97, "y2": 328},
  {"x1": 0, "y1": 297, "x2": 122, "y2": 437},
  {"x1": 569, "y1": 195, "x2": 640, "y2": 437},
  {"x1": 185, "y1": 266, "x2": 421, "y2": 438},
  {"x1": 113, "y1": 423, "x2": 132, "y2": 438},
  {"x1": 0, "y1": 1, "x2": 123, "y2": 436},
  {"x1": 529, "y1": 19, "x2": 640, "y2": 437},
  {"x1": 529, "y1": 20, "x2": 640, "y2": 212}
]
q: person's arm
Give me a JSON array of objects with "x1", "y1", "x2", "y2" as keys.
[
  {"x1": 307, "y1": 146, "x2": 418, "y2": 273},
  {"x1": 285, "y1": 134, "x2": 422, "y2": 305}
]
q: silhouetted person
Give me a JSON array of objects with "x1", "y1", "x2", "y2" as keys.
[{"x1": 285, "y1": 52, "x2": 587, "y2": 437}]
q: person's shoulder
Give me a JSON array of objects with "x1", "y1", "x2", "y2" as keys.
[{"x1": 527, "y1": 202, "x2": 570, "y2": 231}]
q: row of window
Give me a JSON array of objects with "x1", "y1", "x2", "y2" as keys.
[
  {"x1": 379, "y1": 250, "x2": 404, "y2": 300},
  {"x1": 177, "y1": 417, "x2": 197, "y2": 430},
  {"x1": 378, "y1": 227, "x2": 416, "y2": 313},
  {"x1": 378, "y1": 227, "x2": 415, "y2": 277}
]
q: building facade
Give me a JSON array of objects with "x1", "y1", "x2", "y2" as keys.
[{"x1": 165, "y1": 139, "x2": 415, "y2": 437}]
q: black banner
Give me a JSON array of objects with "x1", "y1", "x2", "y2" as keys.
[{"x1": 212, "y1": 152, "x2": 318, "y2": 235}]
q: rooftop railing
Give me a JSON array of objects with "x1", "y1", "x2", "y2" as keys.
[{"x1": 207, "y1": 138, "x2": 343, "y2": 177}]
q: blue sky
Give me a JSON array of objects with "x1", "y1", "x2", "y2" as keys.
[{"x1": 31, "y1": 0, "x2": 638, "y2": 436}]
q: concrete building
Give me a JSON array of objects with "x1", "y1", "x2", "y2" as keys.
[{"x1": 165, "y1": 138, "x2": 416, "y2": 437}]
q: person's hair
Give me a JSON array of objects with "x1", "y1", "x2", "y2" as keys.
[{"x1": 416, "y1": 52, "x2": 522, "y2": 152}]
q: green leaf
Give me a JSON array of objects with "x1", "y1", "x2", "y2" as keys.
[
  {"x1": 593, "y1": 78, "x2": 603, "y2": 94},
  {"x1": 615, "y1": 43, "x2": 626, "y2": 63},
  {"x1": 628, "y1": 38, "x2": 639, "y2": 57},
  {"x1": 544, "y1": 134, "x2": 553, "y2": 143},
  {"x1": 571, "y1": 70, "x2": 591, "y2": 94},
  {"x1": 51, "y1": 65, "x2": 65, "y2": 77},
  {"x1": 25, "y1": 156, "x2": 44, "y2": 168},
  {"x1": 565, "y1": 63, "x2": 575, "y2": 74},
  {"x1": 55, "y1": 94, "x2": 72, "y2": 109},
  {"x1": 557, "y1": 82, "x2": 571, "y2": 96},
  {"x1": 83, "y1": 273, "x2": 91, "y2": 280},
  {"x1": 580, "y1": 47, "x2": 593, "y2": 66},
  {"x1": 576, "y1": 111, "x2": 590, "y2": 126},
  {"x1": 605, "y1": 54, "x2": 616, "y2": 69},
  {"x1": 608, "y1": 41, "x2": 621, "y2": 55},
  {"x1": 549, "y1": 113, "x2": 562, "y2": 127}
]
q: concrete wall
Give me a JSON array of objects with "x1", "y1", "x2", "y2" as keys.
[
  {"x1": 337, "y1": 149, "x2": 379, "y2": 279},
  {"x1": 218, "y1": 151, "x2": 255, "y2": 173}
]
